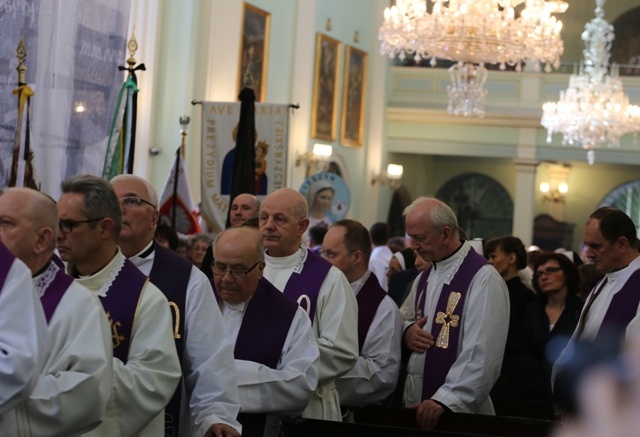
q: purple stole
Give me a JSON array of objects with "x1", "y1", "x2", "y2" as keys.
[
  {"x1": 147, "y1": 243, "x2": 191, "y2": 437},
  {"x1": 234, "y1": 277, "x2": 299, "y2": 436},
  {"x1": 98, "y1": 259, "x2": 147, "y2": 363},
  {"x1": 0, "y1": 242, "x2": 14, "y2": 292},
  {"x1": 415, "y1": 248, "x2": 488, "y2": 400},
  {"x1": 40, "y1": 257, "x2": 74, "y2": 324},
  {"x1": 356, "y1": 274, "x2": 387, "y2": 353},
  {"x1": 282, "y1": 249, "x2": 331, "y2": 323},
  {"x1": 596, "y1": 269, "x2": 640, "y2": 340}
]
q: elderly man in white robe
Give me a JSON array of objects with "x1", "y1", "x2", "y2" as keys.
[
  {"x1": 57, "y1": 174, "x2": 181, "y2": 437},
  {"x1": 110, "y1": 174, "x2": 241, "y2": 437},
  {"x1": 400, "y1": 197, "x2": 509, "y2": 430},
  {"x1": 0, "y1": 241, "x2": 47, "y2": 417},
  {"x1": 213, "y1": 227, "x2": 319, "y2": 436},
  {"x1": 258, "y1": 188, "x2": 358, "y2": 421},
  {"x1": 0, "y1": 187, "x2": 112, "y2": 436}
]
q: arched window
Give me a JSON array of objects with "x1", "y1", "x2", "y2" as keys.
[
  {"x1": 598, "y1": 180, "x2": 640, "y2": 236},
  {"x1": 435, "y1": 172, "x2": 513, "y2": 239}
]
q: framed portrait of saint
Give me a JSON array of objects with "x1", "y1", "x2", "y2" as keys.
[
  {"x1": 340, "y1": 45, "x2": 367, "y2": 147},
  {"x1": 237, "y1": 3, "x2": 271, "y2": 102},
  {"x1": 311, "y1": 33, "x2": 342, "y2": 141}
]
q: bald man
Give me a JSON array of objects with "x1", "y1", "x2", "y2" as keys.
[
  {"x1": 259, "y1": 188, "x2": 358, "y2": 421},
  {"x1": 111, "y1": 174, "x2": 241, "y2": 437},
  {"x1": 213, "y1": 227, "x2": 319, "y2": 436},
  {"x1": 0, "y1": 188, "x2": 112, "y2": 435},
  {"x1": 230, "y1": 194, "x2": 260, "y2": 228}
]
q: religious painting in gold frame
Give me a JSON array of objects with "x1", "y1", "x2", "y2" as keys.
[
  {"x1": 311, "y1": 33, "x2": 342, "y2": 141},
  {"x1": 340, "y1": 45, "x2": 367, "y2": 147},
  {"x1": 238, "y1": 3, "x2": 271, "y2": 102}
]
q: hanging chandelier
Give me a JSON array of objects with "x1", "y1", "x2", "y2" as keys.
[
  {"x1": 541, "y1": 0, "x2": 640, "y2": 165},
  {"x1": 379, "y1": 0, "x2": 567, "y2": 117}
]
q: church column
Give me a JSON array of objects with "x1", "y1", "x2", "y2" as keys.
[{"x1": 512, "y1": 158, "x2": 538, "y2": 246}]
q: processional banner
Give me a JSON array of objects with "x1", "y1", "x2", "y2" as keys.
[{"x1": 200, "y1": 102, "x2": 289, "y2": 232}]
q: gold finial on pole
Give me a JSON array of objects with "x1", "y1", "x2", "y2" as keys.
[
  {"x1": 126, "y1": 27, "x2": 138, "y2": 68},
  {"x1": 179, "y1": 116, "x2": 190, "y2": 158},
  {"x1": 16, "y1": 37, "x2": 27, "y2": 86}
]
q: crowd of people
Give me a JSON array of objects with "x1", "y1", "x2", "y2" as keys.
[{"x1": 1, "y1": 177, "x2": 640, "y2": 436}]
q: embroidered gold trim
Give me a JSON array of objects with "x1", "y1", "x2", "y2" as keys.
[{"x1": 434, "y1": 292, "x2": 461, "y2": 349}]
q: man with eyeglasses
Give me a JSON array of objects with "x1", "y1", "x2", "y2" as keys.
[
  {"x1": 57, "y1": 174, "x2": 181, "y2": 437},
  {"x1": 321, "y1": 219, "x2": 402, "y2": 411},
  {"x1": 0, "y1": 187, "x2": 112, "y2": 435},
  {"x1": 110, "y1": 174, "x2": 241, "y2": 437},
  {"x1": 552, "y1": 208, "x2": 640, "y2": 401},
  {"x1": 400, "y1": 197, "x2": 509, "y2": 430},
  {"x1": 258, "y1": 188, "x2": 358, "y2": 421},
  {"x1": 212, "y1": 226, "x2": 319, "y2": 436}
]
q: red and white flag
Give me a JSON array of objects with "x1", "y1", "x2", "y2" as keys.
[{"x1": 158, "y1": 149, "x2": 201, "y2": 235}]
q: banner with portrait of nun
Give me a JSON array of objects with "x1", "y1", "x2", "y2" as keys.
[{"x1": 200, "y1": 102, "x2": 289, "y2": 232}]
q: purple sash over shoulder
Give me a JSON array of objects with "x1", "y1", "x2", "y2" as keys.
[
  {"x1": 40, "y1": 257, "x2": 74, "y2": 324},
  {"x1": 235, "y1": 277, "x2": 299, "y2": 436},
  {"x1": 99, "y1": 259, "x2": 147, "y2": 363},
  {"x1": 148, "y1": 242, "x2": 191, "y2": 437},
  {"x1": 597, "y1": 269, "x2": 640, "y2": 341},
  {"x1": 356, "y1": 274, "x2": 387, "y2": 353},
  {"x1": 282, "y1": 249, "x2": 331, "y2": 323},
  {"x1": 0, "y1": 242, "x2": 15, "y2": 292},
  {"x1": 417, "y1": 248, "x2": 488, "y2": 400}
]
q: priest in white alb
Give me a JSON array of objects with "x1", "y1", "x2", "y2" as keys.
[{"x1": 0, "y1": 187, "x2": 112, "y2": 436}]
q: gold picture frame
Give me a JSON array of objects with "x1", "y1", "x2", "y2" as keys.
[
  {"x1": 340, "y1": 45, "x2": 367, "y2": 147},
  {"x1": 311, "y1": 33, "x2": 342, "y2": 141},
  {"x1": 238, "y1": 3, "x2": 271, "y2": 102}
]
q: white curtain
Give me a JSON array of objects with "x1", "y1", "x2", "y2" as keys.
[{"x1": 0, "y1": 0, "x2": 131, "y2": 198}]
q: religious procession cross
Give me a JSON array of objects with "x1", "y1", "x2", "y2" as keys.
[{"x1": 434, "y1": 292, "x2": 461, "y2": 349}]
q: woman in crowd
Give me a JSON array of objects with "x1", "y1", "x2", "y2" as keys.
[
  {"x1": 484, "y1": 236, "x2": 538, "y2": 401},
  {"x1": 523, "y1": 252, "x2": 584, "y2": 402}
]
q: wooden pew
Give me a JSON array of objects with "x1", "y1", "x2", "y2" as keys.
[
  {"x1": 352, "y1": 406, "x2": 556, "y2": 437},
  {"x1": 283, "y1": 417, "x2": 488, "y2": 437},
  {"x1": 493, "y1": 399, "x2": 556, "y2": 421}
]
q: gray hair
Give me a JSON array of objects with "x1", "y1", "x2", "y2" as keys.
[
  {"x1": 61, "y1": 174, "x2": 122, "y2": 238},
  {"x1": 404, "y1": 196, "x2": 459, "y2": 237},
  {"x1": 110, "y1": 174, "x2": 158, "y2": 208}
]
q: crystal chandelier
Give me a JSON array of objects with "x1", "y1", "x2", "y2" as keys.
[
  {"x1": 541, "y1": 0, "x2": 640, "y2": 165},
  {"x1": 379, "y1": 0, "x2": 567, "y2": 117}
]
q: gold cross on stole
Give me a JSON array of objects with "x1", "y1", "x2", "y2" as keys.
[{"x1": 434, "y1": 292, "x2": 461, "y2": 349}]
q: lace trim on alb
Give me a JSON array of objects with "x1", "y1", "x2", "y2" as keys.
[
  {"x1": 33, "y1": 261, "x2": 60, "y2": 298},
  {"x1": 293, "y1": 246, "x2": 307, "y2": 274},
  {"x1": 444, "y1": 243, "x2": 471, "y2": 285},
  {"x1": 98, "y1": 255, "x2": 126, "y2": 297}
]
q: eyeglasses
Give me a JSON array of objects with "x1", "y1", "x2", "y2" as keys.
[
  {"x1": 319, "y1": 249, "x2": 357, "y2": 260},
  {"x1": 121, "y1": 196, "x2": 156, "y2": 209},
  {"x1": 58, "y1": 217, "x2": 105, "y2": 233},
  {"x1": 212, "y1": 260, "x2": 262, "y2": 278},
  {"x1": 533, "y1": 266, "x2": 563, "y2": 279}
]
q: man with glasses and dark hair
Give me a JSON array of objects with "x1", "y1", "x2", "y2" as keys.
[
  {"x1": 400, "y1": 197, "x2": 509, "y2": 430},
  {"x1": 57, "y1": 174, "x2": 181, "y2": 437},
  {"x1": 0, "y1": 187, "x2": 112, "y2": 435},
  {"x1": 212, "y1": 227, "x2": 319, "y2": 436},
  {"x1": 259, "y1": 188, "x2": 358, "y2": 421},
  {"x1": 110, "y1": 174, "x2": 241, "y2": 437},
  {"x1": 321, "y1": 219, "x2": 402, "y2": 410},
  {"x1": 553, "y1": 207, "x2": 640, "y2": 400}
]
